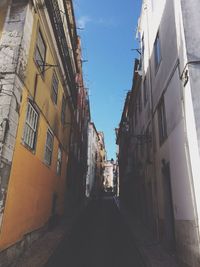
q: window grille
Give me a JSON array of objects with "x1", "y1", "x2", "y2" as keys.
[
  {"x1": 23, "y1": 102, "x2": 38, "y2": 150},
  {"x1": 44, "y1": 130, "x2": 54, "y2": 165}
]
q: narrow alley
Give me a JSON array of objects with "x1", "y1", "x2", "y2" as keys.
[
  {"x1": 1, "y1": 0, "x2": 200, "y2": 266},
  {"x1": 45, "y1": 197, "x2": 145, "y2": 267}
]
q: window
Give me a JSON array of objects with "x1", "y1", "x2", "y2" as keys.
[
  {"x1": 56, "y1": 146, "x2": 62, "y2": 175},
  {"x1": 158, "y1": 97, "x2": 167, "y2": 144},
  {"x1": 138, "y1": 35, "x2": 145, "y2": 70},
  {"x1": 141, "y1": 35, "x2": 144, "y2": 59},
  {"x1": 61, "y1": 95, "x2": 66, "y2": 124},
  {"x1": 44, "y1": 130, "x2": 54, "y2": 165},
  {"x1": 23, "y1": 102, "x2": 38, "y2": 150},
  {"x1": 143, "y1": 76, "x2": 148, "y2": 106},
  {"x1": 51, "y1": 73, "x2": 59, "y2": 104},
  {"x1": 34, "y1": 29, "x2": 46, "y2": 74},
  {"x1": 154, "y1": 32, "x2": 161, "y2": 72}
]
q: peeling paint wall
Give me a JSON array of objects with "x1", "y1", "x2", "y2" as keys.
[{"x1": 0, "y1": 0, "x2": 32, "y2": 229}]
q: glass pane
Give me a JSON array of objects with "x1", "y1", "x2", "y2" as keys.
[{"x1": 37, "y1": 31, "x2": 46, "y2": 61}]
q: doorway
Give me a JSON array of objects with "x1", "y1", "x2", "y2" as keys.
[{"x1": 162, "y1": 162, "x2": 176, "y2": 252}]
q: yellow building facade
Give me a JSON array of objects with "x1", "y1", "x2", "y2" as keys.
[{"x1": 0, "y1": 0, "x2": 77, "y2": 252}]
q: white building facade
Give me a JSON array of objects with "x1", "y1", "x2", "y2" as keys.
[
  {"x1": 103, "y1": 161, "x2": 114, "y2": 190},
  {"x1": 85, "y1": 122, "x2": 99, "y2": 197},
  {"x1": 132, "y1": 0, "x2": 200, "y2": 266}
]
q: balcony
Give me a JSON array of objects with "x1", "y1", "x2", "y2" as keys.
[{"x1": 45, "y1": 0, "x2": 77, "y2": 107}]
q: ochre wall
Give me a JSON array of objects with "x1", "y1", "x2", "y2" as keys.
[
  {"x1": 0, "y1": 8, "x2": 71, "y2": 250},
  {"x1": 0, "y1": 90, "x2": 68, "y2": 249}
]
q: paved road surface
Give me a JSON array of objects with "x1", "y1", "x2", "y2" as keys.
[{"x1": 45, "y1": 197, "x2": 145, "y2": 267}]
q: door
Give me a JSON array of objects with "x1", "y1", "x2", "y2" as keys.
[{"x1": 162, "y1": 162, "x2": 176, "y2": 251}]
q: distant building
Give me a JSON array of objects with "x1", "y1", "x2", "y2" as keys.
[
  {"x1": 103, "y1": 160, "x2": 114, "y2": 191},
  {"x1": 96, "y1": 132, "x2": 106, "y2": 194},
  {"x1": 85, "y1": 122, "x2": 99, "y2": 197}
]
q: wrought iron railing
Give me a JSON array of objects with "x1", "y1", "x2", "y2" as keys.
[{"x1": 45, "y1": 0, "x2": 77, "y2": 107}]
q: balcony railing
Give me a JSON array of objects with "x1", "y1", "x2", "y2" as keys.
[{"x1": 45, "y1": 0, "x2": 77, "y2": 107}]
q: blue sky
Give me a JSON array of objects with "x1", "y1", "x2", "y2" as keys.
[{"x1": 74, "y1": 0, "x2": 142, "y2": 159}]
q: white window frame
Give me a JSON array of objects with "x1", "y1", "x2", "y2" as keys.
[
  {"x1": 44, "y1": 129, "x2": 54, "y2": 165},
  {"x1": 23, "y1": 102, "x2": 38, "y2": 150}
]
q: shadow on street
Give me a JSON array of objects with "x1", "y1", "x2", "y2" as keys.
[{"x1": 45, "y1": 197, "x2": 145, "y2": 267}]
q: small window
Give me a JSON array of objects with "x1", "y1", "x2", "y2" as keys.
[
  {"x1": 44, "y1": 130, "x2": 54, "y2": 165},
  {"x1": 158, "y1": 97, "x2": 167, "y2": 145},
  {"x1": 61, "y1": 95, "x2": 66, "y2": 125},
  {"x1": 51, "y1": 73, "x2": 59, "y2": 104},
  {"x1": 143, "y1": 76, "x2": 148, "y2": 106},
  {"x1": 141, "y1": 35, "x2": 144, "y2": 59},
  {"x1": 154, "y1": 32, "x2": 161, "y2": 72},
  {"x1": 34, "y1": 29, "x2": 46, "y2": 74},
  {"x1": 56, "y1": 146, "x2": 62, "y2": 175},
  {"x1": 23, "y1": 102, "x2": 38, "y2": 150}
]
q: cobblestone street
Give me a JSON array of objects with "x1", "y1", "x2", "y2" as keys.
[{"x1": 45, "y1": 197, "x2": 145, "y2": 267}]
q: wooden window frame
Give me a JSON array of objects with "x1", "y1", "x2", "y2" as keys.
[
  {"x1": 44, "y1": 129, "x2": 54, "y2": 165},
  {"x1": 23, "y1": 102, "x2": 38, "y2": 151},
  {"x1": 34, "y1": 29, "x2": 47, "y2": 75}
]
